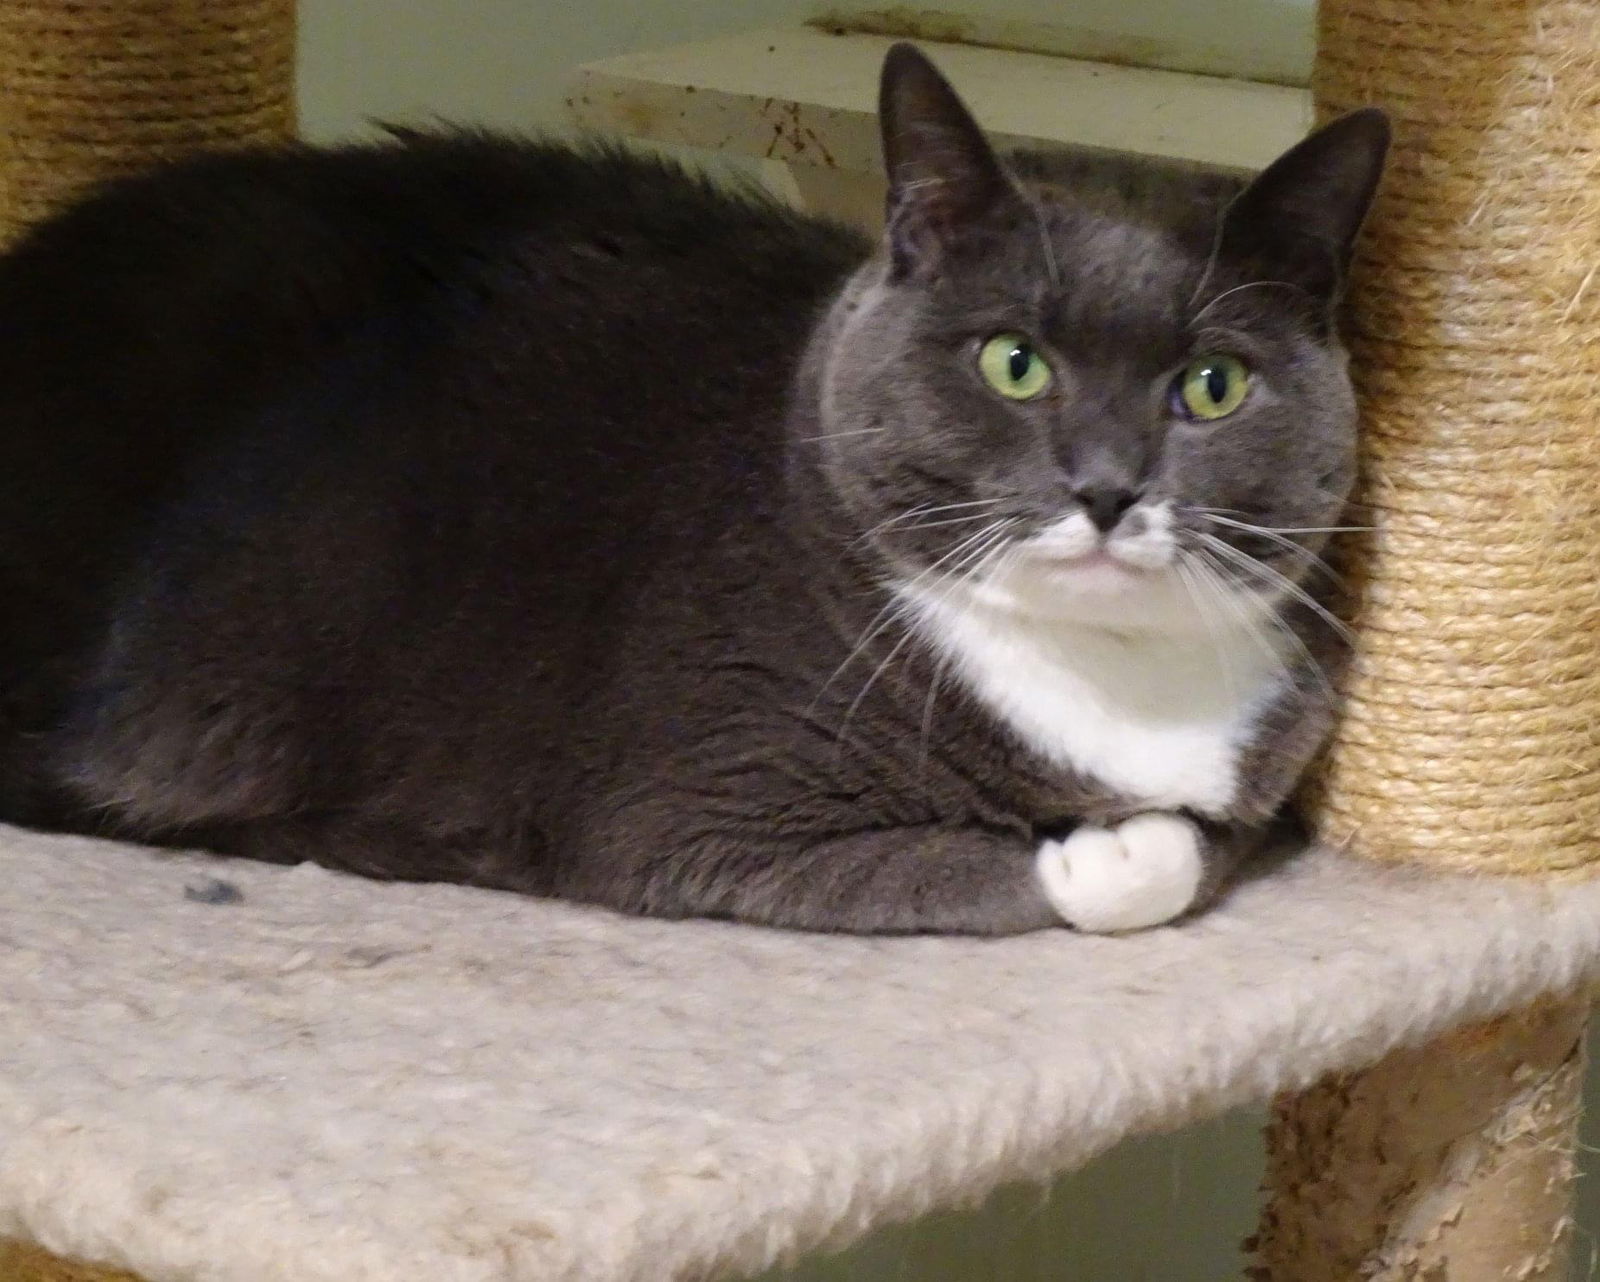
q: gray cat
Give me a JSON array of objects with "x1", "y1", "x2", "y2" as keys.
[{"x1": 0, "y1": 44, "x2": 1387, "y2": 934}]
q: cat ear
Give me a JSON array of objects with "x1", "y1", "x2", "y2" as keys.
[
  {"x1": 1220, "y1": 108, "x2": 1391, "y2": 297},
  {"x1": 878, "y1": 42, "x2": 1017, "y2": 276}
]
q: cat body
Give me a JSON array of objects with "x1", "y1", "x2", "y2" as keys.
[{"x1": 0, "y1": 47, "x2": 1387, "y2": 933}]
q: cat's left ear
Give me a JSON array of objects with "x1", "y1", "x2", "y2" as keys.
[
  {"x1": 878, "y1": 42, "x2": 1019, "y2": 277},
  {"x1": 1220, "y1": 108, "x2": 1391, "y2": 298}
]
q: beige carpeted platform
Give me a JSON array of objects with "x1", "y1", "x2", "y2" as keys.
[{"x1": 3, "y1": 825, "x2": 1599, "y2": 1282}]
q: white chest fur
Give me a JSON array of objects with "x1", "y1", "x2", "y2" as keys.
[{"x1": 901, "y1": 584, "x2": 1284, "y2": 816}]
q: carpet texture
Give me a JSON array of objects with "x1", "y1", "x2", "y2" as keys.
[{"x1": 3, "y1": 825, "x2": 1599, "y2": 1282}]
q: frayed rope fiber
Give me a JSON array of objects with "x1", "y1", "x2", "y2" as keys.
[
  {"x1": 0, "y1": 0, "x2": 296, "y2": 243},
  {"x1": 1309, "y1": 0, "x2": 1600, "y2": 873},
  {"x1": 0, "y1": 1238, "x2": 144, "y2": 1282}
]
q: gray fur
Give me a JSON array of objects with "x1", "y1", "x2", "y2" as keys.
[{"x1": 0, "y1": 46, "x2": 1388, "y2": 933}]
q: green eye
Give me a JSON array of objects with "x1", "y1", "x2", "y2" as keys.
[
  {"x1": 978, "y1": 333, "x2": 1052, "y2": 400},
  {"x1": 1176, "y1": 354, "x2": 1250, "y2": 420}
]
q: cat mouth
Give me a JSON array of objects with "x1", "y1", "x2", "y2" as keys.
[
  {"x1": 1029, "y1": 545, "x2": 1162, "y2": 576},
  {"x1": 1025, "y1": 547, "x2": 1164, "y2": 591},
  {"x1": 1016, "y1": 508, "x2": 1176, "y2": 578}
]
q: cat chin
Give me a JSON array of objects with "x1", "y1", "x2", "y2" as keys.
[
  {"x1": 964, "y1": 567, "x2": 1206, "y2": 636},
  {"x1": 937, "y1": 552, "x2": 1223, "y2": 638}
]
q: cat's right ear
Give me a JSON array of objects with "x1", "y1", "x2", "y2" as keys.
[
  {"x1": 1219, "y1": 108, "x2": 1391, "y2": 299},
  {"x1": 878, "y1": 43, "x2": 1016, "y2": 277}
]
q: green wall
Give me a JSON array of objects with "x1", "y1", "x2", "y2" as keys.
[
  {"x1": 752, "y1": 1109, "x2": 1268, "y2": 1281},
  {"x1": 296, "y1": 0, "x2": 1316, "y2": 142}
]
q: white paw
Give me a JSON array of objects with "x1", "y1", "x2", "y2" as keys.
[{"x1": 1035, "y1": 812, "x2": 1204, "y2": 934}]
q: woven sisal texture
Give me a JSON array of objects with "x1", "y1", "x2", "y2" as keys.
[
  {"x1": 1310, "y1": 0, "x2": 1600, "y2": 873},
  {"x1": 0, "y1": 0, "x2": 295, "y2": 244},
  {"x1": 0, "y1": 1238, "x2": 144, "y2": 1282}
]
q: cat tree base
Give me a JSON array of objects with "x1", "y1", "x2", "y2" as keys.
[
  {"x1": 3, "y1": 826, "x2": 1600, "y2": 1282},
  {"x1": 1253, "y1": 997, "x2": 1586, "y2": 1280}
]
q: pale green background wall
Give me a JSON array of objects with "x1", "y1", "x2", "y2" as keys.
[
  {"x1": 297, "y1": 4, "x2": 1599, "y2": 1278},
  {"x1": 296, "y1": 0, "x2": 1317, "y2": 141}
]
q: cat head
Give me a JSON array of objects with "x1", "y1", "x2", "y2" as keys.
[{"x1": 808, "y1": 43, "x2": 1388, "y2": 635}]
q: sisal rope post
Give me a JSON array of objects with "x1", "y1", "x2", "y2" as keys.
[
  {"x1": 0, "y1": 0, "x2": 296, "y2": 245},
  {"x1": 0, "y1": 1239, "x2": 147, "y2": 1282},
  {"x1": 0, "y1": 10, "x2": 297, "y2": 1278},
  {"x1": 1255, "y1": 1, "x2": 1600, "y2": 1276}
]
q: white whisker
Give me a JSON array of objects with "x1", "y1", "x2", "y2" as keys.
[
  {"x1": 916, "y1": 642, "x2": 955, "y2": 782},
  {"x1": 1171, "y1": 553, "x2": 1254, "y2": 701},
  {"x1": 904, "y1": 521, "x2": 1018, "y2": 774},
  {"x1": 833, "y1": 623, "x2": 918, "y2": 753},
  {"x1": 1188, "y1": 546, "x2": 1336, "y2": 701},
  {"x1": 812, "y1": 518, "x2": 1012, "y2": 720},
  {"x1": 797, "y1": 428, "x2": 887, "y2": 443},
  {"x1": 856, "y1": 497, "x2": 1001, "y2": 546},
  {"x1": 1191, "y1": 511, "x2": 1342, "y2": 581},
  {"x1": 892, "y1": 511, "x2": 1012, "y2": 535},
  {"x1": 1195, "y1": 531, "x2": 1355, "y2": 646},
  {"x1": 1187, "y1": 204, "x2": 1229, "y2": 311},
  {"x1": 1173, "y1": 555, "x2": 1242, "y2": 704},
  {"x1": 1183, "y1": 549, "x2": 1290, "y2": 680},
  {"x1": 1191, "y1": 278, "x2": 1311, "y2": 325},
  {"x1": 1191, "y1": 505, "x2": 1373, "y2": 535},
  {"x1": 1025, "y1": 191, "x2": 1061, "y2": 289}
]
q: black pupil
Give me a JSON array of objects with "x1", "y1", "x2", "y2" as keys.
[
  {"x1": 1203, "y1": 364, "x2": 1229, "y2": 403},
  {"x1": 1008, "y1": 345, "x2": 1032, "y2": 382}
]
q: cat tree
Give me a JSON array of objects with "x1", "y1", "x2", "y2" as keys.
[
  {"x1": 1, "y1": 2, "x2": 1597, "y2": 1280},
  {"x1": 1257, "y1": 1, "x2": 1600, "y2": 1274},
  {"x1": 0, "y1": 0, "x2": 294, "y2": 244}
]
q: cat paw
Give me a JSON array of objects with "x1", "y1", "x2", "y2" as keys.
[{"x1": 1034, "y1": 813, "x2": 1204, "y2": 933}]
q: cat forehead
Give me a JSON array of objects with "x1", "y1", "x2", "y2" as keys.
[
  {"x1": 1010, "y1": 147, "x2": 1244, "y2": 233},
  {"x1": 1031, "y1": 186, "x2": 1222, "y2": 281},
  {"x1": 943, "y1": 177, "x2": 1302, "y2": 348},
  {"x1": 1014, "y1": 152, "x2": 1242, "y2": 285},
  {"x1": 925, "y1": 201, "x2": 1205, "y2": 346}
]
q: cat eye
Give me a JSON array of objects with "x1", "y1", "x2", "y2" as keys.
[
  {"x1": 1174, "y1": 354, "x2": 1251, "y2": 421},
  {"x1": 978, "y1": 333, "x2": 1052, "y2": 401}
]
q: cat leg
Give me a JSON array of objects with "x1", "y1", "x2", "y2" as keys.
[{"x1": 575, "y1": 824, "x2": 1064, "y2": 936}]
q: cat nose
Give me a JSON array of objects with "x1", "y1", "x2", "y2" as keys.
[{"x1": 1075, "y1": 485, "x2": 1141, "y2": 533}]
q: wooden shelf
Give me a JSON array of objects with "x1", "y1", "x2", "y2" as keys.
[{"x1": 568, "y1": 27, "x2": 1312, "y2": 175}]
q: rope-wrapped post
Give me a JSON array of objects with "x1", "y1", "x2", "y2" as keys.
[
  {"x1": 0, "y1": 7, "x2": 295, "y2": 1275},
  {"x1": 0, "y1": 0, "x2": 297, "y2": 245},
  {"x1": 1255, "y1": 1, "x2": 1600, "y2": 1276}
]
